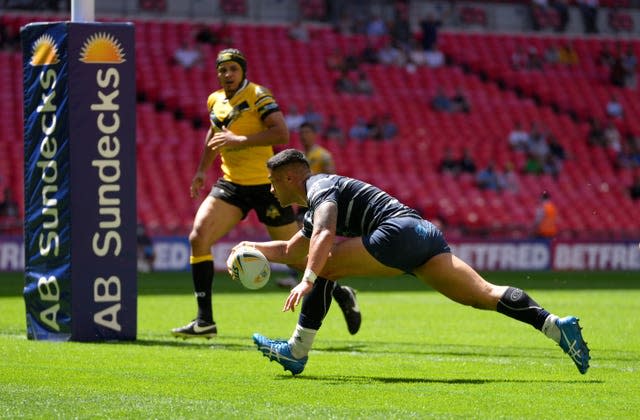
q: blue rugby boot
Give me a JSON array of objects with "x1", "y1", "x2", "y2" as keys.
[
  {"x1": 252, "y1": 333, "x2": 308, "y2": 375},
  {"x1": 556, "y1": 316, "x2": 590, "y2": 374}
]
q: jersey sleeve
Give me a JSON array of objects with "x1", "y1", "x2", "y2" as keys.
[
  {"x1": 253, "y1": 85, "x2": 280, "y2": 120},
  {"x1": 301, "y1": 176, "x2": 340, "y2": 238}
]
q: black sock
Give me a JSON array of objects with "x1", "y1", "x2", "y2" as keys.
[
  {"x1": 192, "y1": 260, "x2": 214, "y2": 324},
  {"x1": 298, "y1": 277, "x2": 333, "y2": 330},
  {"x1": 496, "y1": 287, "x2": 550, "y2": 331}
]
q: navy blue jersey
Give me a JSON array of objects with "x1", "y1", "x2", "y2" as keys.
[{"x1": 301, "y1": 174, "x2": 420, "y2": 238}]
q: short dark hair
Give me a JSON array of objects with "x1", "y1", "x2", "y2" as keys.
[
  {"x1": 300, "y1": 121, "x2": 316, "y2": 132},
  {"x1": 267, "y1": 149, "x2": 310, "y2": 171}
]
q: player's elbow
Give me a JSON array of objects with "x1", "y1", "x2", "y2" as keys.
[{"x1": 275, "y1": 127, "x2": 290, "y2": 145}]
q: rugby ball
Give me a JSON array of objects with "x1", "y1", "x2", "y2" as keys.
[{"x1": 227, "y1": 246, "x2": 271, "y2": 290}]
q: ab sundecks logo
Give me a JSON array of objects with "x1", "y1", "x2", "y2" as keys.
[
  {"x1": 79, "y1": 32, "x2": 126, "y2": 64},
  {"x1": 29, "y1": 34, "x2": 60, "y2": 66}
]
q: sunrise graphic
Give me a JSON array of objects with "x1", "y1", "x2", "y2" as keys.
[
  {"x1": 30, "y1": 34, "x2": 60, "y2": 66},
  {"x1": 79, "y1": 32, "x2": 126, "y2": 64}
]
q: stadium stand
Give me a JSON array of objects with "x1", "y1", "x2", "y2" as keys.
[{"x1": 1, "y1": 11, "x2": 638, "y2": 240}]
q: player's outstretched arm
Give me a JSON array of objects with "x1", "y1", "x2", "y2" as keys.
[{"x1": 235, "y1": 231, "x2": 310, "y2": 265}]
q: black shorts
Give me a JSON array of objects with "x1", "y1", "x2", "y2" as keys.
[
  {"x1": 362, "y1": 217, "x2": 451, "y2": 273},
  {"x1": 209, "y1": 179, "x2": 296, "y2": 227}
]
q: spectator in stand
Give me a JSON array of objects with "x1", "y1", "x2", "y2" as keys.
[
  {"x1": 458, "y1": 148, "x2": 477, "y2": 174},
  {"x1": 587, "y1": 118, "x2": 606, "y2": 147},
  {"x1": 173, "y1": 41, "x2": 203, "y2": 69},
  {"x1": 606, "y1": 93, "x2": 624, "y2": 119},
  {"x1": 193, "y1": 21, "x2": 231, "y2": 47},
  {"x1": 343, "y1": 47, "x2": 361, "y2": 71},
  {"x1": 303, "y1": 104, "x2": 323, "y2": 129},
  {"x1": 476, "y1": 162, "x2": 503, "y2": 191},
  {"x1": 530, "y1": 0, "x2": 549, "y2": 31},
  {"x1": 378, "y1": 40, "x2": 406, "y2": 67},
  {"x1": 622, "y1": 45, "x2": 637, "y2": 89},
  {"x1": 285, "y1": 104, "x2": 305, "y2": 133},
  {"x1": 423, "y1": 41, "x2": 445, "y2": 68},
  {"x1": 544, "y1": 44, "x2": 560, "y2": 65},
  {"x1": 366, "y1": 117, "x2": 383, "y2": 141},
  {"x1": 558, "y1": 43, "x2": 579, "y2": 66},
  {"x1": 360, "y1": 40, "x2": 379, "y2": 65},
  {"x1": 326, "y1": 47, "x2": 345, "y2": 71},
  {"x1": 511, "y1": 46, "x2": 529, "y2": 71},
  {"x1": 431, "y1": 88, "x2": 452, "y2": 112},
  {"x1": 355, "y1": 71, "x2": 374, "y2": 95},
  {"x1": 379, "y1": 113, "x2": 398, "y2": 140},
  {"x1": 629, "y1": 173, "x2": 640, "y2": 200},
  {"x1": 547, "y1": 134, "x2": 567, "y2": 162},
  {"x1": 603, "y1": 121, "x2": 622, "y2": 160},
  {"x1": 349, "y1": 117, "x2": 369, "y2": 141},
  {"x1": 288, "y1": 19, "x2": 310, "y2": 42},
  {"x1": 439, "y1": 147, "x2": 460, "y2": 175},
  {"x1": 523, "y1": 154, "x2": 544, "y2": 175},
  {"x1": 628, "y1": 135, "x2": 640, "y2": 166},
  {"x1": 526, "y1": 122, "x2": 550, "y2": 164},
  {"x1": 508, "y1": 121, "x2": 531, "y2": 151},
  {"x1": 551, "y1": 0, "x2": 570, "y2": 32},
  {"x1": 527, "y1": 47, "x2": 544, "y2": 70},
  {"x1": 542, "y1": 154, "x2": 562, "y2": 178},
  {"x1": 596, "y1": 43, "x2": 615, "y2": 68},
  {"x1": 451, "y1": 88, "x2": 471, "y2": 113},
  {"x1": 577, "y1": 0, "x2": 599, "y2": 34},
  {"x1": 610, "y1": 46, "x2": 626, "y2": 87},
  {"x1": 614, "y1": 137, "x2": 640, "y2": 169},
  {"x1": 390, "y1": 5, "x2": 412, "y2": 52},
  {"x1": 136, "y1": 222, "x2": 155, "y2": 273},
  {"x1": 0, "y1": 19, "x2": 20, "y2": 51},
  {"x1": 324, "y1": 114, "x2": 346, "y2": 145},
  {"x1": 335, "y1": 69, "x2": 356, "y2": 94},
  {"x1": 502, "y1": 162, "x2": 521, "y2": 193},
  {"x1": 420, "y1": 13, "x2": 442, "y2": 52},
  {"x1": 0, "y1": 187, "x2": 18, "y2": 218},
  {"x1": 533, "y1": 191, "x2": 558, "y2": 239},
  {"x1": 0, "y1": 21, "x2": 8, "y2": 50},
  {"x1": 365, "y1": 13, "x2": 388, "y2": 38}
]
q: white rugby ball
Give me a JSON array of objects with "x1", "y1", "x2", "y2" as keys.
[{"x1": 227, "y1": 246, "x2": 271, "y2": 290}]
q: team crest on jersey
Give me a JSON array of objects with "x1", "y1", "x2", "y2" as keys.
[
  {"x1": 211, "y1": 101, "x2": 249, "y2": 130},
  {"x1": 265, "y1": 205, "x2": 281, "y2": 220}
]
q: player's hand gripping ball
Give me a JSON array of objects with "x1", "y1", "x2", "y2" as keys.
[{"x1": 226, "y1": 246, "x2": 271, "y2": 290}]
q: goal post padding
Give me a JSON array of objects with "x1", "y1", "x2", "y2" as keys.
[{"x1": 22, "y1": 22, "x2": 137, "y2": 341}]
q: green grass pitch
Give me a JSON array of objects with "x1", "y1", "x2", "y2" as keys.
[{"x1": 1, "y1": 270, "x2": 639, "y2": 419}]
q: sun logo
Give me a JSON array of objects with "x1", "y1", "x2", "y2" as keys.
[
  {"x1": 30, "y1": 34, "x2": 60, "y2": 66},
  {"x1": 79, "y1": 32, "x2": 126, "y2": 64}
]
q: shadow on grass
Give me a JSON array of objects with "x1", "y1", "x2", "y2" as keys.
[
  {"x1": 121, "y1": 337, "x2": 254, "y2": 352},
  {"x1": 2, "y1": 271, "x2": 640, "y2": 297},
  {"x1": 284, "y1": 374, "x2": 603, "y2": 385}
]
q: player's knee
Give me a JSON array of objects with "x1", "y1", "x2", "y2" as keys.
[{"x1": 188, "y1": 228, "x2": 210, "y2": 250}]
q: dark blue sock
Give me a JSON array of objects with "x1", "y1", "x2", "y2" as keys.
[
  {"x1": 497, "y1": 287, "x2": 549, "y2": 330},
  {"x1": 298, "y1": 277, "x2": 333, "y2": 330}
]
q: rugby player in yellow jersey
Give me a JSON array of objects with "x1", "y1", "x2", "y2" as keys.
[
  {"x1": 172, "y1": 49, "x2": 361, "y2": 338},
  {"x1": 300, "y1": 122, "x2": 335, "y2": 174}
]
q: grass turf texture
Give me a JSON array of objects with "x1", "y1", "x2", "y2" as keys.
[{"x1": 1, "y1": 271, "x2": 639, "y2": 419}]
